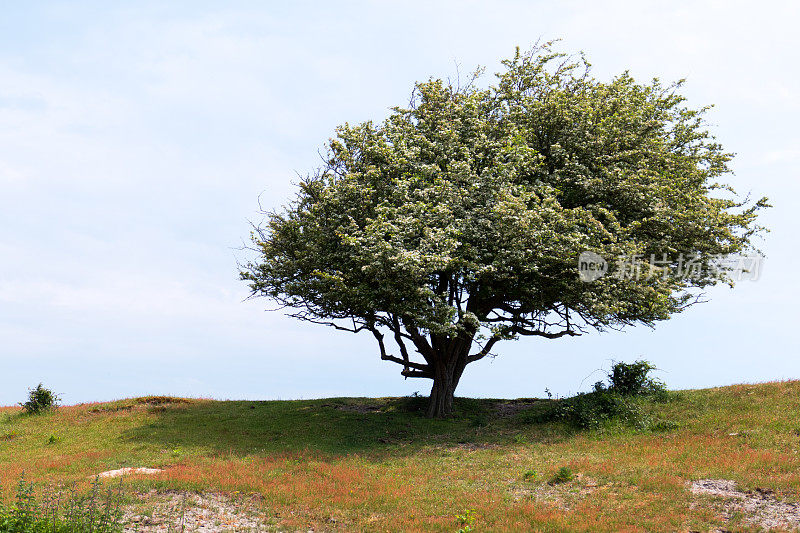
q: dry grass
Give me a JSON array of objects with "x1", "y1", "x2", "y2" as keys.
[{"x1": 2, "y1": 383, "x2": 800, "y2": 531}]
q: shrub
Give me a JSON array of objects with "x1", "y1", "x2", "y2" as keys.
[
  {"x1": 550, "y1": 467, "x2": 574, "y2": 484},
  {"x1": 522, "y1": 470, "x2": 541, "y2": 481},
  {"x1": 554, "y1": 390, "x2": 644, "y2": 429},
  {"x1": 19, "y1": 385, "x2": 60, "y2": 415},
  {"x1": 518, "y1": 360, "x2": 674, "y2": 430},
  {"x1": 608, "y1": 360, "x2": 665, "y2": 396}
]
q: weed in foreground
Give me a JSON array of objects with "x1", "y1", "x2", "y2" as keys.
[
  {"x1": 456, "y1": 508, "x2": 477, "y2": 532},
  {"x1": 0, "y1": 473, "x2": 123, "y2": 532}
]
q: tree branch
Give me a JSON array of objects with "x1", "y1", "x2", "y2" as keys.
[
  {"x1": 369, "y1": 323, "x2": 430, "y2": 373},
  {"x1": 511, "y1": 326, "x2": 579, "y2": 339},
  {"x1": 466, "y1": 335, "x2": 502, "y2": 364},
  {"x1": 401, "y1": 369, "x2": 434, "y2": 378}
]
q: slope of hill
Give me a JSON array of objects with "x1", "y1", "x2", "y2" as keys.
[{"x1": 2, "y1": 382, "x2": 800, "y2": 531}]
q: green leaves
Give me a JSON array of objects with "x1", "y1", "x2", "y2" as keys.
[{"x1": 241, "y1": 41, "x2": 767, "y2": 361}]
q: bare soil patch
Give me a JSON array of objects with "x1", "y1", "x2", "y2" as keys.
[
  {"x1": 508, "y1": 473, "x2": 602, "y2": 509},
  {"x1": 123, "y1": 490, "x2": 270, "y2": 532},
  {"x1": 689, "y1": 479, "x2": 800, "y2": 531},
  {"x1": 96, "y1": 467, "x2": 164, "y2": 479}
]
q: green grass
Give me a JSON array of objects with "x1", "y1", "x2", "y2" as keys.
[{"x1": 2, "y1": 383, "x2": 800, "y2": 531}]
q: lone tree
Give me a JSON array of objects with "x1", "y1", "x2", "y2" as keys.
[{"x1": 241, "y1": 43, "x2": 767, "y2": 418}]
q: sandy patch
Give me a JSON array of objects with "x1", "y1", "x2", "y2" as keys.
[
  {"x1": 690, "y1": 479, "x2": 800, "y2": 530},
  {"x1": 124, "y1": 490, "x2": 270, "y2": 532},
  {"x1": 97, "y1": 467, "x2": 164, "y2": 478}
]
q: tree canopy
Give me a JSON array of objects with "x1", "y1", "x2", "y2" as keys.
[{"x1": 241, "y1": 43, "x2": 767, "y2": 417}]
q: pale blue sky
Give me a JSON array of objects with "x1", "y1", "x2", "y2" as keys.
[{"x1": 1, "y1": 1, "x2": 798, "y2": 405}]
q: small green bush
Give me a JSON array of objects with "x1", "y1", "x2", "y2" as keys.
[
  {"x1": 608, "y1": 360, "x2": 665, "y2": 396},
  {"x1": 555, "y1": 390, "x2": 644, "y2": 429},
  {"x1": 550, "y1": 466, "x2": 574, "y2": 484},
  {"x1": 19, "y1": 385, "x2": 60, "y2": 415},
  {"x1": 518, "y1": 359, "x2": 674, "y2": 431},
  {"x1": 522, "y1": 470, "x2": 541, "y2": 481}
]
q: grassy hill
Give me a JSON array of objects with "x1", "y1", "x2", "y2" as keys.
[{"x1": 2, "y1": 381, "x2": 800, "y2": 531}]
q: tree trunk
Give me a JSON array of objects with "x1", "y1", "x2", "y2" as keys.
[
  {"x1": 426, "y1": 348, "x2": 468, "y2": 418},
  {"x1": 426, "y1": 371, "x2": 457, "y2": 418}
]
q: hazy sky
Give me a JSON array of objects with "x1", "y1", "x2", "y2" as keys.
[{"x1": 1, "y1": 1, "x2": 798, "y2": 405}]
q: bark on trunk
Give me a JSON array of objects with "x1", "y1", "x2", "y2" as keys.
[
  {"x1": 426, "y1": 371, "x2": 457, "y2": 418},
  {"x1": 426, "y1": 347, "x2": 469, "y2": 418}
]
